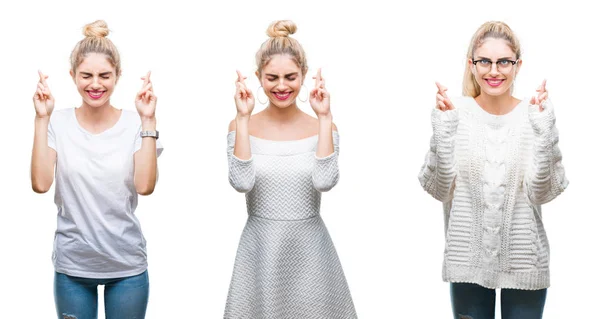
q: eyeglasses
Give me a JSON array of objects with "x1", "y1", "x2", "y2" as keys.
[{"x1": 472, "y1": 58, "x2": 518, "y2": 73}]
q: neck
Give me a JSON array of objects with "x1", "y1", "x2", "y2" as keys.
[
  {"x1": 475, "y1": 92, "x2": 519, "y2": 115},
  {"x1": 264, "y1": 103, "x2": 302, "y2": 122},
  {"x1": 77, "y1": 101, "x2": 118, "y2": 123}
]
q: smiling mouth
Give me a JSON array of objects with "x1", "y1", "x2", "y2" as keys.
[
  {"x1": 86, "y1": 90, "x2": 106, "y2": 99},
  {"x1": 485, "y1": 79, "x2": 505, "y2": 87},
  {"x1": 273, "y1": 92, "x2": 292, "y2": 101}
]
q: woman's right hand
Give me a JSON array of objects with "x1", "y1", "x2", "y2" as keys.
[
  {"x1": 234, "y1": 70, "x2": 254, "y2": 117},
  {"x1": 33, "y1": 70, "x2": 55, "y2": 119},
  {"x1": 435, "y1": 82, "x2": 454, "y2": 112}
]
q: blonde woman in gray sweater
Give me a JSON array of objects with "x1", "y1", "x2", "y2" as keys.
[{"x1": 224, "y1": 20, "x2": 356, "y2": 319}]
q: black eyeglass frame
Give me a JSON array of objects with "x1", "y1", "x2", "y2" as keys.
[{"x1": 472, "y1": 58, "x2": 519, "y2": 68}]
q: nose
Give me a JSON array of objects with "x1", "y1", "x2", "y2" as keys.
[
  {"x1": 277, "y1": 78, "x2": 286, "y2": 90},
  {"x1": 489, "y1": 63, "x2": 500, "y2": 76},
  {"x1": 91, "y1": 75, "x2": 102, "y2": 88}
]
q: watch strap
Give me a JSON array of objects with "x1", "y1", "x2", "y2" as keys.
[{"x1": 140, "y1": 130, "x2": 159, "y2": 139}]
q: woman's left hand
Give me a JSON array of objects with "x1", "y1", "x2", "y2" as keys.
[
  {"x1": 309, "y1": 68, "x2": 331, "y2": 118},
  {"x1": 529, "y1": 79, "x2": 548, "y2": 112},
  {"x1": 135, "y1": 71, "x2": 157, "y2": 120}
]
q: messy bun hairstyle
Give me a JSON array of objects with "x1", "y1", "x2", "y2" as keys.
[
  {"x1": 70, "y1": 20, "x2": 121, "y2": 76},
  {"x1": 255, "y1": 20, "x2": 307, "y2": 77}
]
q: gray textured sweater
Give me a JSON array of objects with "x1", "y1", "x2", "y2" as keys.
[{"x1": 225, "y1": 131, "x2": 357, "y2": 318}]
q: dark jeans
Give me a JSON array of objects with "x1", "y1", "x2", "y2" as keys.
[
  {"x1": 54, "y1": 270, "x2": 149, "y2": 319},
  {"x1": 451, "y1": 282, "x2": 547, "y2": 319}
]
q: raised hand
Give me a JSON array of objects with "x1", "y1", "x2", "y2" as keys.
[
  {"x1": 135, "y1": 71, "x2": 157, "y2": 119},
  {"x1": 435, "y1": 82, "x2": 454, "y2": 112},
  {"x1": 33, "y1": 70, "x2": 55, "y2": 118},
  {"x1": 310, "y1": 68, "x2": 331, "y2": 117},
  {"x1": 529, "y1": 79, "x2": 548, "y2": 112},
  {"x1": 234, "y1": 70, "x2": 254, "y2": 117}
]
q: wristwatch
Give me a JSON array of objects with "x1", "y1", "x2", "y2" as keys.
[{"x1": 140, "y1": 130, "x2": 159, "y2": 139}]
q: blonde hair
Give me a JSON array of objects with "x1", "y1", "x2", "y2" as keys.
[
  {"x1": 462, "y1": 21, "x2": 521, "y2": 97},
  {"x1": 255, "y1": 20, "x2": 308, "y2": 77},
  {"x1": 70, "y1": 20, "x2": 121, "y2": 76}
]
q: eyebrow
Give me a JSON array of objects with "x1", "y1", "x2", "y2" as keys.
[
  {"x1": 265, "y1": 72, "x2": 299, "y2": 77},
  {"x1": 80, "y1": 72, "x2": 113, "y2": 76},
  {"x1": 474, "y1": 56, "x2": 516, "y2": 60}
]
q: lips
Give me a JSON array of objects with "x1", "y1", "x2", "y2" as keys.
[
  {"x1": 273, "y1": 92, "x2": 292, "y2": 101},
  {"x1": 87, "y1": 90, "x2": 106, "y2": 99},
  {"x1": 484, "y1": 79, "x2": 505, "y2": 87}
]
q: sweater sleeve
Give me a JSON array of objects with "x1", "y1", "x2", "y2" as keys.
[
  {"x1": 227, "y1": 132, "x2": 256, "y2": 193},
  {"x1": 418, "y1": 108, "x2": 459, "y2": 202},
  {"x1": 312, "y1": 131, "x2": 340, "y2": 192},
  {"x1": 523, "y1": 100, "x2": 568, "y2": 205}
]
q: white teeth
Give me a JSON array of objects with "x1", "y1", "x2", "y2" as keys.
[
  {"x1": 88, "y1": 91, "x2": 104, "y2": 98},
  {"x1": 487, "y1": 80, "x2": 502, "y2": 85},
  {"x1": 275, "y1": 92, "x2": 290, "y2": 98}
]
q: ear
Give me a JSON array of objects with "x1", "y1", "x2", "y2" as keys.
[
  {"x1": 69, "y1": 69, "x2": 76, "y2": 83},
  {"x1": 468, "y1": 58, "x2": 476, "y2": 75},
  {"x1": 515, "y1": 59, "x2": 523, "y2": 76},
  {"x1": 255, "y1": 70, "x2": 262, "y2": 86}
]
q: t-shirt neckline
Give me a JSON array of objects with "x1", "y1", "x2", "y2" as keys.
[{"x1": 72, "y1": 107, "x2": 125, "y2": 137}]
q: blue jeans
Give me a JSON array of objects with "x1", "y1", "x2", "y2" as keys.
[
  {"x1": 54, "y1": 270, "x2": 149, "y2": 319},
  {"x1": 450, "y1": 283, "x2": 547, "y2": 319}
]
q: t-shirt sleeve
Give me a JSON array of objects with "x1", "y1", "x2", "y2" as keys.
[{"x1": 48, "y1": 116, "x2": 57, "y2": 151}]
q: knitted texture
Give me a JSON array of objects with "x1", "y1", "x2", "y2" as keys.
[
  {"x1": 225, "y1": 132, "x2": 357, "y2": 319},
  {"x1": 419, "y1": 97, "x2": 568, "y2": 290}
]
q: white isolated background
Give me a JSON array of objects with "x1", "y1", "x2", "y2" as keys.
[{"x1": 0, "y1": 0, "x2": 597, "y2": 317}]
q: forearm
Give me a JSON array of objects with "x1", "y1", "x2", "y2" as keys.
[
  {"x1": 234, "y1": 115, "x2": 251, "y2": 160},
  {"x1": 418, "y1": 108, "x2": 459, "y2": 202},
  {"x1": 312, "y1": 114, "x2": 339, "y2": 192},
  {"x1": 134, "y1": 118, "x2": 158, "y2": 195},
  {"x1": 525, "y1": 104, "x2": 568, "y2": 204},
  {"x1": 316, "y1": 114, "x2": 334, "y2": 158},
  {"x1": 228, "y1": 115, "x2": 255, "y2": 193},
  {"x1": 31, "y1": 117, "x2": 55, "y2": 193}
]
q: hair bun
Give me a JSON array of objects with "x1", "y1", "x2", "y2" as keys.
[
  {"x1": 83, "y1": 20, "x2": 109, "y2": 38},
  {"x1": 266, "y1": 20, "x2": 297, "y2": 38}
]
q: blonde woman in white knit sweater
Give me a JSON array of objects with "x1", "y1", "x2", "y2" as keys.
[{"x1": 419, "y1": 21, "x2": 568, "y2": 319}]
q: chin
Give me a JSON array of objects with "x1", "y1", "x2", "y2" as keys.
[
  {"x1": 478, "y1": 83, "x2": 511, "y2": 97},
  {"x1": 482, "y1": 88, "x2": 510, "y2": 97},
  {"x1": 269, "y1": 97, "x2": 297, "y2": 108},
  {"x1": 83, "y1": 98, "x2": 109, "y2": 107}
]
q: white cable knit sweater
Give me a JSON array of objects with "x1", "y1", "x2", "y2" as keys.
[{"x1": 419, "y1": 96, "x2": 568, "y2": 290}]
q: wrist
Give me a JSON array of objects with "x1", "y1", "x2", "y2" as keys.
[
  {"x1": 317, "y1": 113, "x2": 333, "y2": 122},
  {"x1": 35, "y1": 116, "x2": 50, "y2": 124},
  {"x1": 141, "y1": 117, "x2": 157, "y2": 130},
  {"x1": 236, "y1": 114, "x2": 251, "y2": 122}
]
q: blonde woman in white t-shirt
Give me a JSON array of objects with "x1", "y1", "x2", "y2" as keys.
[
  {"x1": 419, "y1": 21, "x2": 568, "y2": 318},
  {"x1": 31, "y1": 20, "x2": 163, "y2": 319}
]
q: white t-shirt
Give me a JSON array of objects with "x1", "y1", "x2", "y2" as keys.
[{"x1": 48, "y1": 108, "x2": 163, "y2": 278}]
